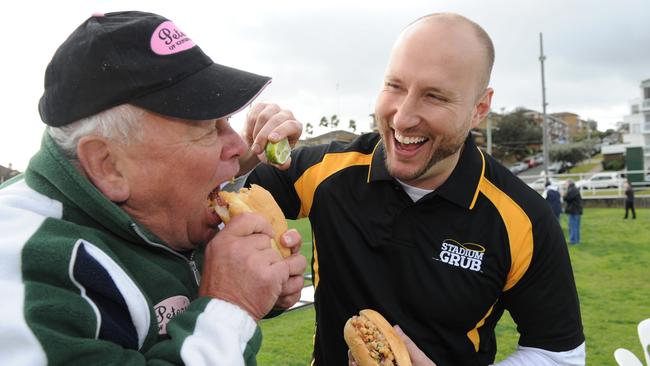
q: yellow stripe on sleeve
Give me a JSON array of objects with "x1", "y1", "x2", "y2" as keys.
[
  {"x1": 294, "y1": 152, "x2": 372, "y2": 217},
  {"x1": 466, "y1": 178, "x2": 534, "y2": 351},
  {"x1": 479, "y1": 178, "x2": 534, "y2": 291}
]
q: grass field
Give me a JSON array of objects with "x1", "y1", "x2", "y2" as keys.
[{"x1": 258, "y1": 208, "x2": 650, "y2": 365}]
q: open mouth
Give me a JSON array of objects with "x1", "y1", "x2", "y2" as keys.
[
  {"x1": 393, "y1": 130, "x2": 429, "y2": 151},
  {"x1": 207, "y1": 185, "x2": 225, "y2": 224}
]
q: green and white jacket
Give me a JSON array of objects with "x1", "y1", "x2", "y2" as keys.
[{"x1": 0, "y1": 133, "x2": 262, "y2": 365}]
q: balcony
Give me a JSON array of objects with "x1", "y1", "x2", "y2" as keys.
[{"x1": 642, "y1": 99, "x2": 650, "y2": 110}]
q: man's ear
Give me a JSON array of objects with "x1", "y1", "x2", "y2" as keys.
[
  {"x1": 471, "y1": 87, "x2": 494, "y2": 129},
  {"x1": 77, "y1": 136, "x2": 130, "y2": 203}
]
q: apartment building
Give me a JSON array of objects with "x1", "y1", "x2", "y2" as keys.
[{"x1": 621, "y1": 78, "x2": 650, "y2": 170}]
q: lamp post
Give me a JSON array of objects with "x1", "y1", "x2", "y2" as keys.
[{"x1": 539, "y1": 32, "x2": 550, "y2": 177}]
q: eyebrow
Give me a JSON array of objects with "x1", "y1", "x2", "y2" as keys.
[{"x1": 385, "y1": 75, "x2": 451, "y2": 95}]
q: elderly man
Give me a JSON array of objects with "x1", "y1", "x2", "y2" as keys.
[
  {"x1": 245, "y1": 13, "x2": 585, "y2": 366},
  {"x1": 0, "y1": 11, "x2": 305, "y2": 365}
]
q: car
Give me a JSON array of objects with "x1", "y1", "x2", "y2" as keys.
[
  {"x1": 548, "y1": 161, "x2": 568, "y2": 174},
  {"x1": 509, "y1": 162, "x2": 529, "y2": 174},
  {"x1": 576, "y1": 172, "x2": 625, "y2": 189},
  {"x1": 527, "y1": 177, "x2": 567, "y2": 192}
]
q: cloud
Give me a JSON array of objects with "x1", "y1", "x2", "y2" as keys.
[{"x1": 1, "y1": 0, "x2": 649, "y2": 170}]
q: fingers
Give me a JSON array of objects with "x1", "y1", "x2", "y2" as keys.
[
  {"x1": 245, "y1": 102, "x2": 302, "y2": 156},
  {"x1": 347, "y1": 350, "x2": 357, "y2": 366},
  {"x1": 220, "y1": 213, "x2": 275, "y2": 246},
  {"x1": 281, "y1": 229, "x2": 303, "y2": 254},
  {"x1": 273, "y1": 273, "x2": 304, "y2": 309},
  {"x1": 270, "y1": 241, "x2": 307, "y2": 309},
  {"x1": 394, "y1": 325, "x2": 437, "y2": 366},
  {"x1": 284, "y1": 248, "x2": 308, "y2": 276}
]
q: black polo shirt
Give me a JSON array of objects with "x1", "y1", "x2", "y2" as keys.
[{"x1": 248, "y1": 132, "x2": 584, "y2": 366}]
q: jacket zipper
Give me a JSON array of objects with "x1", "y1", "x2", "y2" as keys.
[{"x1": 130, "y1": 223, "x2": 201, "y2": 286}]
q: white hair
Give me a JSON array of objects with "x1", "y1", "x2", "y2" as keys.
[{"x1": 47, "y1": 104, "x2": 146, "y2": 161}]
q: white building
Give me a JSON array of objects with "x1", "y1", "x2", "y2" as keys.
[{"x1": 622, "y1": 78, "x2": 650, "y2": 170}]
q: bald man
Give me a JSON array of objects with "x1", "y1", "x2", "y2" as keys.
[{"x1": 244, "y1": 13, "x2": 585, "y2": 366}]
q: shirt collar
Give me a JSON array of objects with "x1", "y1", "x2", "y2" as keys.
[{"x1": 368, "y1": 134, "x2": 485, "y2": 209}]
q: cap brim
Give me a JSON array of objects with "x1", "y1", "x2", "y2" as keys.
[{"x1": 131, "y1": 63, "x2": 271, "y2": 120}]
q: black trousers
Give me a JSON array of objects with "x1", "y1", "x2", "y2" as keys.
[{"x1": 624, "y1": 200, "x2": 636, "y2": 219}]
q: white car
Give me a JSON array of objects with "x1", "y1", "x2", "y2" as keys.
[
  {"x1": 528, "y1": 177, "x2": 566, "y2": 191},
  {"x1": 509, "y1": 162, "x2": 528, "y2": 174},
  {"x1": 576, "y1": 172, "x2": 625, "y2": 189}
]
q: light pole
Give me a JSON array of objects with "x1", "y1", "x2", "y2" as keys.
[
  {"x1": 539, "y1": 32, "x2": 550, "y2": 178},
  {"x1": 487, "y1": 112, "x2": 493, "y2": 155}
]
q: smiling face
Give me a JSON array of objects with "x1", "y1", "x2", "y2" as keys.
[
  {"x1": 375, "y1": 15, "x2": 493, "y2": 189},
  {"x1": 116, "y1": 111, "x2": 247, "y2": 251}
]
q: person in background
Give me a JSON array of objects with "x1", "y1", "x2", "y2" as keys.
[
  {"x1": 623, "y1": 181, "x2": 636, "y2": 219},
  {"x1": 242, "y1": 13, "x2": 584, "y2": 366},
  {"x1": 564, "y1": 180, "x2": 583, "y2": 244},
  {"x1": 544, "y1": 180, "x2": 563, "y2": 221},
  {"x1": 0, "y1": 11, "x2": 306, "y2": 365}
]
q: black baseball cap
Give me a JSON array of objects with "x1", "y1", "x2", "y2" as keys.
[{"x1": 39, "y1": 11, "x2": 271, "y2": 127}]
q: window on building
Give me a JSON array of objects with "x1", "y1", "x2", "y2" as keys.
[
  {"x1": 644, "y1": 87, "x2": 650, "y2": 99},
  {"x1": 631, "y1": 123, "x2": 641, "y2": 134},
  {"x1": 632, "y1": 104, "x2": 639, "y2": 114}
]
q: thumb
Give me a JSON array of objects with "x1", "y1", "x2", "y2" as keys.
[{"x1": 394, "y1": 325, "x2": 437, "y2": 366}]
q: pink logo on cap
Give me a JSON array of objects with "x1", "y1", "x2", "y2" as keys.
[
  {"x1": 151, "y1": 21, "x2": 196, "y2": 55},
  {"x1": 154, "y1": 295, "x2": 190, "y2": 334}
]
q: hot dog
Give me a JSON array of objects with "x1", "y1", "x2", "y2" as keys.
[
  {"x1": 211, "y1": 184, "x2": 291, "y2": 258},
  {"x1": 344, "y1": 309, "x2": 412, "y2": 366}
]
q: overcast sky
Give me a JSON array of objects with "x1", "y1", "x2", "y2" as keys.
[{"x1": 1, "y1": 0, "x2": 649, "y2": 171}]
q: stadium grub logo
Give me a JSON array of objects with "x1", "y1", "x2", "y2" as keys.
[{"x1": 435, "y1": 239, "x2": 485, "y2": 272}]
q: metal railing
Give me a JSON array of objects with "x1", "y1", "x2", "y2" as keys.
[{"x1": 519, "y1": 169, "x2": 650, "y2": 197}]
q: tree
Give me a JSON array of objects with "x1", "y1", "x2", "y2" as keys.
[
  {"x1": 330, "y1": 115, "x2": 340, "y2": 128},
  {"x1": 319, "y1": 116, "x2": 328, "y2": 128},
  {"x1": 491, "y1": 109, "x2": 542, "y2": 161},
  {"x1": 550, "y1": 142, "x2": 588, "y2": 167},
  {"x1": 348, "y1": 119, "x2": 357, "y2": 133}
]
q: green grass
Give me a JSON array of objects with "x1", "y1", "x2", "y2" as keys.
[
  {"x1": 287, "y1": 219, "x2": 313, "y2": 265},
  {"x1": 569, "y1": 160, "x2": 601, "y2": 174},
  {"x1": 259, "y1": 209, "x2": 650, "y2": 365}
]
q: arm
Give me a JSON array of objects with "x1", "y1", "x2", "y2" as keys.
[
  {"x1": 3, "y1": 214, "x2": 295, "y2": 365},
  {"x1": 498, "y1": 212, "x2": 585, "y2": 365},
  {"x1": 491, "y1": 342, "x2": 585, "y2": 366},
  {"x1": 3, "y1": 240, "x2": 264, "y2": 365}
]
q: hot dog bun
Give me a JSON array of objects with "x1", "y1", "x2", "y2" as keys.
[
  {"x1": 344, "y1": 309, "x2": 412, "y2": 366},
  {"x1": 213, "y1": 184, "x2": 291, "y2": 258}
]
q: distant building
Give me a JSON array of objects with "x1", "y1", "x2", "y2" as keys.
[
  {"x1": 621, "y1": 78, "x2": 650, "y2": 171},
  {"x1": 523, "y1": 109, "x2": 570, "y2": 144},
  {"x1": 297, "y1": 130, "x2": 359, "y2": 148},
  {"x1": 0, "y1": 164, "x2": 20, "y2": 183},
  {"x1": 550, "y1": 112, "x2": 597, "y2": 141}
]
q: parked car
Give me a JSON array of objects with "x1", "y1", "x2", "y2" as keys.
[
  {"x1": 576, "y1": 172, "x2": 625, "y2": 189},
  {"x1": 509, "y1": 162, "x2": 529, "y2": 174},
  {"x1": 528, "y1": 177, "x2": 567, "y2": 192},
  {"x1": 548, "y1": 161, "x2": 569, "y2": 174}
]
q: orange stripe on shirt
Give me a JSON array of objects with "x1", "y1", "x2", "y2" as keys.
[
  {"x1": 466, "y1": 177, "x2": 534, "y2": 350},
  {"x1": 294, "y1": 151, "x2": 372, "y2": 217}
]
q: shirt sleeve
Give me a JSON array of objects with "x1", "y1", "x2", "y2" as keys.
[
  {"x1": 500, "y1": 211, "x2": 585, "y2": 352},
  {"x1": 3, "y1": 239, "x2": 261, "y2": 366},
  {"x1": 492, "y1": 341, "x2": 585, "y2": 366}
]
